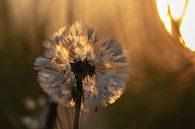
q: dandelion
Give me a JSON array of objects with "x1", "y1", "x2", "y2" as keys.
[{"x1": 34, "y1": 22, "x2": 129, "y2": 129}]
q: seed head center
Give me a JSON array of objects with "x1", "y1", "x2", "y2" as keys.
[{"x1": 70, "y1": 58, "x2": 95, "y2": 78}]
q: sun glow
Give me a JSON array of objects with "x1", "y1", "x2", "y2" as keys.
[{"x1": 156, "y1": 0, "x2": 195, "y2": 51}]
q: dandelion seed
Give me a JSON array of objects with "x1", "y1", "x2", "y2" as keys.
[
  {"x1": 35, "y1": 21, "x2": 129, "y2": 110},
  {"x1": 34, "y1": 22, "x2": 129, "y2": 129}
]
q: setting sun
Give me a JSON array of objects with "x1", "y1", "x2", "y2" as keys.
[{"x1": 156, "y1": 0, "x2": 195, "y2": 51}]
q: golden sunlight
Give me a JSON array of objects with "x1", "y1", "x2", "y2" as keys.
[{"x1": 156, "y1": 0, "x2": 195, "y2": 51}]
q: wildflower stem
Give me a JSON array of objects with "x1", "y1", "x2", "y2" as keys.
[
  {"x1": 73, "y1": 75, "x2": 83, "y2": 129},
  {"x1": 44, "y1": 101, "x2": 57, "y2": 129}
]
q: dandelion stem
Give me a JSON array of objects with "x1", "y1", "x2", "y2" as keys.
[
  {"x1": 73, "y1": 75, "x2": 83, "y2": 129},
  {"x1": 44, "y1": 102, "x2": 57, "y2": 129}
]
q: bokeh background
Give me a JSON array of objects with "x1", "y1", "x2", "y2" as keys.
[{"x1": 0, "y1": 0, "x2": 195, "y2": 129}]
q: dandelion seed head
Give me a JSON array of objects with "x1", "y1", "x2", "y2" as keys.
[{"x1": 34, "y1": 22, "x2": 129, "y2": 111}]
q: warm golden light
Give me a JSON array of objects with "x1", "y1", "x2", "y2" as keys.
[
  {"x1": 156, "y1": 0, "x2": 195, "y2": 51},
  {"x1": 156, "y1": 0, "x2": 172, "y2": 34}
]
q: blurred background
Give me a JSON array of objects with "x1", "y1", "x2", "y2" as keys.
[{"x1": 0, "y1": 0, "x2": 195, "y2": 129}]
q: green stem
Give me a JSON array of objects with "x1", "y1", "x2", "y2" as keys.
[{"x1": 73, "y1": 75, "x2": 83, "y2": 129}]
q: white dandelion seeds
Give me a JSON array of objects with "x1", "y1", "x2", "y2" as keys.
[{"x1": 34, "y1": 22, "x2": 129, "y2": 112}]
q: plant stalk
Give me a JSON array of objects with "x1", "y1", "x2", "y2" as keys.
[
  {"x1": 73, "y1": 75, "x2": 83, "y2": 129},
  {"x1": 44, "y1": 101, "x2": 57, "y2": 129}
]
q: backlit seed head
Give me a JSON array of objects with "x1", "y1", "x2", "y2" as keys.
[{"x1": 34, "y1": 22, "x2": 129, "y2": 111}]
